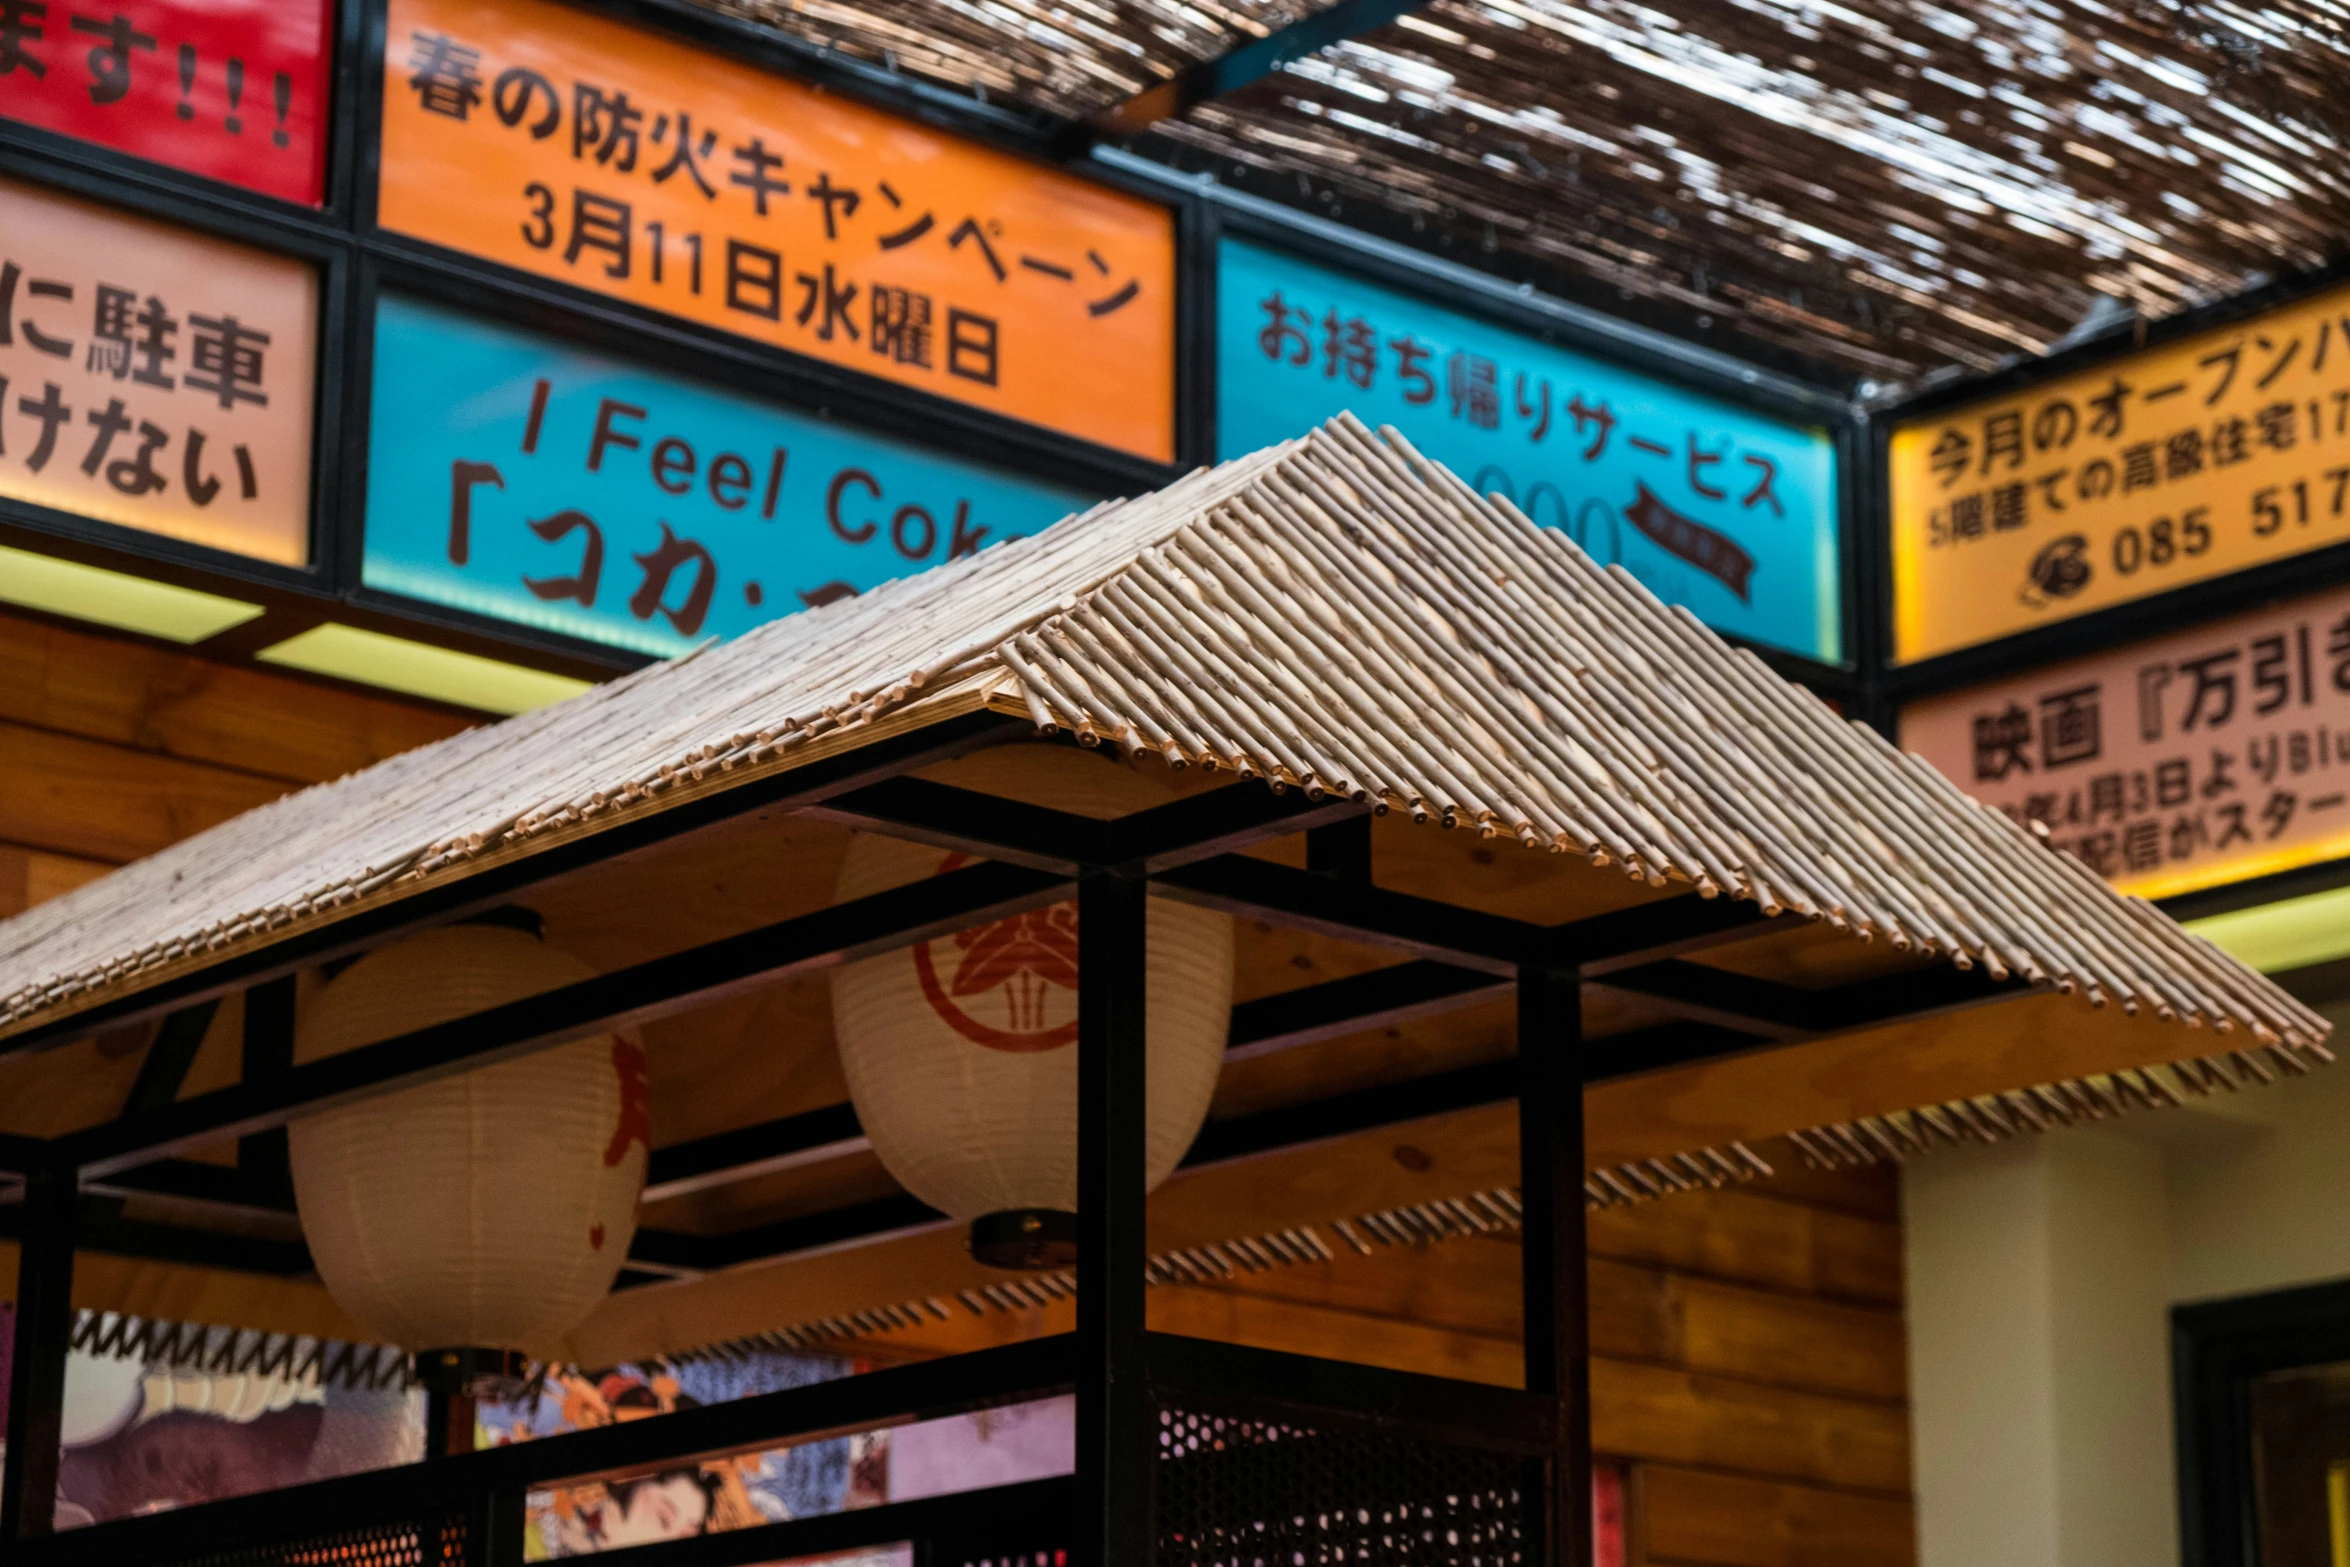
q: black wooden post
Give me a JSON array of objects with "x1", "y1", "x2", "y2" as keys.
[
  {"x1": 1075, "y1": 867, "x2": 1150, "y2": 1567},
  {"x1": 468, "y1": 1484, "x2": 526, "y2": 1566},
  {"x1": 1518, "y1": 961, "x2": 1592, "y2": 1567},
  {"x1": 2, "y1": 1161, "x2": 78, "y2": 1541},
  {"x1": 239, "y1": 977, "x2": 298, "y2": 1206}
]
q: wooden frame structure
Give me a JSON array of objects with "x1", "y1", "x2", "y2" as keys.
[{"x1": 0, "y1": 419, "x2": 2326, "y2": 1566}]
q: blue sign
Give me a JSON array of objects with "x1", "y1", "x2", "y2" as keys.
[
  {"x1": 363, "y1": 295, "x2": 1096, "y2": 657},
  {"x1": 1218, "y1": 239, "x2": 1842, "y2": 662}
]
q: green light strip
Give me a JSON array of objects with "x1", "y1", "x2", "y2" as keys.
[
  {"x1": 256, "y1": 623, "x2": 593, "y2": 716},
  {"x1": 2186, "y1": 883, "x2": 2350, "y2": 975},
  {"x1": 0, "y1": 544, "x2": 263, "y2": 643}
]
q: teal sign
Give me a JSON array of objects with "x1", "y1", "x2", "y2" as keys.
[
  {"x1": 363, "y1": 296, "x2": 1095, "y2": 657},
  {"x1": 1219, "y1": 239, "x2": 1842, "y2": 662}
]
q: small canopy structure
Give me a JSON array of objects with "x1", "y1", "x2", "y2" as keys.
[{"x1": 0, "y1": 417, "x2": 2327, "y2": 1562}]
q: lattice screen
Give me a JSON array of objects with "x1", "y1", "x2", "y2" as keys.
[
  {"x1": 136, "y1": 1514, "x2": 467, "y2": 1567},
  {"x1": 1155, "y1": 1404, "x2": 1528, "y2": 1567}
]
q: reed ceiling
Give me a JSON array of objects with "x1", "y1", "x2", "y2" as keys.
[{"x1": 686, "y1": 0, "x2": 2350, "y2": 389}]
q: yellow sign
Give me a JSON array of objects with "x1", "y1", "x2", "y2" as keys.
[
  {"x1": 0, "y1": 175, "x2": 316, "y2": 565},
  {"x1": 1890, "y1": 284, "x2": 2350, "y2": 663},
  {"x1": 377, "y1": 0, "x2": 1176, "y2": 461}
]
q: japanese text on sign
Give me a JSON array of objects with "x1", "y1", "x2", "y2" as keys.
[
  {"x1": 364, "y1": 295, "x2": 1095, "y2": 658},
  {"x1": 0, "y1": 0, "x2": 331, "y2": 205},
  {"x1": 377, "y1": 0, "x2": 1175, "y2": 461},
  {"x1": 1217, "y1": 240, "x2": 1841, "y2": 662},
  {"x1": 1889, "y1": 282, "x2": 2350, "y2": 663},
  {"x1": 1901, "y1": 586, "x2": 2350, "y2": 899},
  {"x1": 0, "y1": 176, "x2": 314, "y2": 563}
]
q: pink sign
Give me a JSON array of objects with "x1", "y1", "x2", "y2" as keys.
[{"x1": 1901, "y1": 587, "x2": 2350, "y2": 899}]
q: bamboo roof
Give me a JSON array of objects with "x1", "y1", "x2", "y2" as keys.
[{"x1": 0, "y1": 416, "x2": 2326, "y2": 1134}]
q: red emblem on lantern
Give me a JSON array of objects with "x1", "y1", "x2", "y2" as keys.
[
  {"x1": 603, "y1": 1037, "x2": 652, "y2": 1167},
  {"x1": 912, "y1": 853, "x2": 1081, "y2": 1053}
]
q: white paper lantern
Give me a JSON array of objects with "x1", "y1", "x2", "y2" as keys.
[
  {"x1": 831, "y1": 748, "x2": 1234, "y2": 1267},
  {"x1": 287, "y1": 922, "x2": 648, "y2": 1352}
]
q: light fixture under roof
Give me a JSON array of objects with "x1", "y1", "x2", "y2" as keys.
[
  {"x1": 2187, "y1": 884, "x2": 2350, "y2": 978},
  {"x1": 0, "y1": 544, "x2": 264, "y2": 643},
  {"x1": 256, "y1": 623, "x2": 593, "y2": 716}
]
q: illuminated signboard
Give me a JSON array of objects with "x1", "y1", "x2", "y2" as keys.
[
  {"x1": 0, "y1": 0, "x2": 332, "y2": 205},
  {"x1": 1901, "y1": 584, "x2": 2350, "y2": 899},
  {"x1": 0, "y1": 175, "x2": 316, "y2": 564},
  {"x1": 1889, "y1": 282, "x2": 2350, "y2": 664},
  {"x1": 377, "y1": 0, "x2": 1176, "y2": 461},
  {"x1": 362, "y1": 294, "x2": 1096, "y2": 658},
  {"x1": 1217, "y1": 238, "x2": 1844, "y2": 663}
]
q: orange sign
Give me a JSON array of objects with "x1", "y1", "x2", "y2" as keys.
[
  {"x1": 1890, "y1": 283, "x2": 2350, "y2": 663},
  {"x1": 377, "y1": 0, "x2": 1176, "y2": 461},
  {"x1": 0, "y1": 176, "x2": 316, "y2": 565},
  {"x1": 1902, "y1": 584, "x2": 2350, "y2": 899}
]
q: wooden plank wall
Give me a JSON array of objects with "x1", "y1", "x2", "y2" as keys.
[
  {"x1": 1143, "y1": 1159, "x2": 1913, "y2": 1567},
  {"x1": 0, "y1": 611, "x2": 473, "y2": 918}
]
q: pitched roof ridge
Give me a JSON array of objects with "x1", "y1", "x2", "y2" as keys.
[{"x1": 0, "y1": 419, "x2": 2326, "y2": 1066}]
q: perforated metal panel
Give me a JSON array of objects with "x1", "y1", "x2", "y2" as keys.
[
  {"x1": 136, "y1": 1514, "x2": 468, "y2": 1567},
  {"x1": 1155, "y1": 1405, "x2": 1528, "y2": 1567},
  {"x1": 941, "y1": 1549, "x2": 1069, "y2": 1567}
]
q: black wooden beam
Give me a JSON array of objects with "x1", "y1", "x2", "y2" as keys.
[
  {"x1": 1587, "y1": 960, "x2": 1824, "y2": 1042},
  {"x1": 1156, "y1": 855, "x2": 1537, "y2": 974},
  {"x1": 630, "y1": 1194, "x2": 950, "y2": 1277},
  {"x1": 119, "y1": 1001, "x2": 219, "y2": 1117},
  {"x1": 1809, "y1": 963, "x2": 2045, "y2": 1032},
  {"x1": 1184, "y1": 1057, "x2": 1518, "y2": 1166},
  {"x1": 83, "y1": 1160, "x2": 287, "y2": 1216},
  {"x1": 1159, "y1": 859, "x2": 1790, "y2": 980},
  {"x1": 803, "y1": 774, "x2": 1361, "y2": 874},
  {"x1": 799, "y1": 775, "x2": 1086, "y2": 871},
  {"x1": 1111, "y1": 785, "x2": 1364, "y2": 871},
  {"x1": 0, "y1": 711, "x2": 1030, "y2": 1062},
  {"x1": 1226, "y1": 959, "x2": 1512, "y2": 1061},
  {"x1": 1090, "y1": 0, "x2": 1431, "y2": 137},
  {"x1": 1554, "y1": 894, "x2": 1784, "y2": 976},
  {"x1": 58, "y1": 860, "x2": 1073, "y2": 1180},
  {"x1": 642, "y1": 1101, "x2": 870, "y2": 1204},
  {"x1": 1594, "y1": 958, "x2": 2040, "y2": 1041}
]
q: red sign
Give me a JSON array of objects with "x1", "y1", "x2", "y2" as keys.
[{"x1": 0, "y1": 0, "x2": 332, "y2": 206}]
